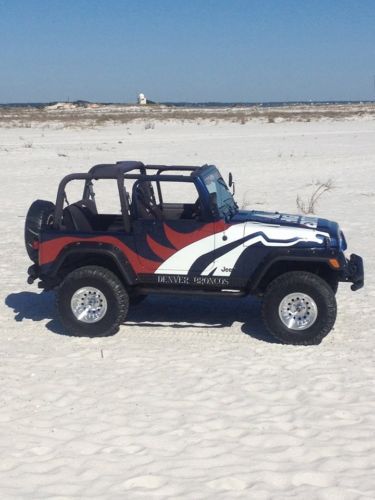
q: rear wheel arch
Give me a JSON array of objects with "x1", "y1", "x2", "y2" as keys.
[{"x1": 50, "y1": 246, "x2": 137, "y2": 288}]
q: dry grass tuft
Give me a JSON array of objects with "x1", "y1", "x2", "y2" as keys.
[{"x1": 296, "y1": 179, "x2": 335, "y2": 214}]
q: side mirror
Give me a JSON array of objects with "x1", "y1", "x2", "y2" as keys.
[{"x1": 228, "y1": 172, "x2": 235, "y2": 195}]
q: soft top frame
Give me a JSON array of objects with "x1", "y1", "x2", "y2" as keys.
[{"x1": 53, "y1": 162, "x2": 212, "y2": 231}]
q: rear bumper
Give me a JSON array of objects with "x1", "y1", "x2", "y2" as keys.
[
  {"x1": 340, "y1": 254, "x2": 364, "y2": 291},
  {"x1": 27, "y1": 264, "x2": 56, "y2": 289},
  {"x1": 27, "y1": 264, "x2": 39, "y2": 284}
]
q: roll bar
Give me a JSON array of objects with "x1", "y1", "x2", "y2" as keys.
[{"x1": 53, "y1": 162, "x2": 205, "y2": 232}]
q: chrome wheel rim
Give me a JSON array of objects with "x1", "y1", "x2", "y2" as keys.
[
  {"x1": 71, "y1": 287, "x2": 107, "y2": 323},
  {"x1": 278, "y1": 292, "x2": 317, "y2": 331}
]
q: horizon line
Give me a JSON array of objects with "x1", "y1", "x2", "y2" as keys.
[{"x1": 1, "y1": 99, "x2": 375, "y2": 106}]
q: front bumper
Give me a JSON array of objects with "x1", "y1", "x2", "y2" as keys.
[{"x1": 341, "y1": 254, "x2": 364, "y2": 291}]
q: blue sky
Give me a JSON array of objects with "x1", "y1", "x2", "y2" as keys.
[{"x1": 0, "y1": 0, "x2": 374, "y2": 103}]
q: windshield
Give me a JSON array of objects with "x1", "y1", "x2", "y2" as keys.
[{"x1": 201, "y1": 167, "x2": 237, "y2": 219}]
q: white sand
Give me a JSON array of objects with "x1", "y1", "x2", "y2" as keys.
[{"x1": 0, "y1": 118, "x2": 374, "y2": 499}]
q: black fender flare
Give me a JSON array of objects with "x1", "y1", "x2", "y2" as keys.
[
  {"x1": 248, "y1": 252, "x2": 339, "y2": 294},
  {"x1": 46, "y1": 242, "x2": 138, "y2": 286}
]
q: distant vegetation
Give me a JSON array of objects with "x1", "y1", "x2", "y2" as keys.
[{"x1": 0, "y1": 103, "x2": 374, "y2": 128}]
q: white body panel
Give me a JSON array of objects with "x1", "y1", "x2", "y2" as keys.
[{"x1": 156, "y1": 221, "x2": 330, "y2": 277}]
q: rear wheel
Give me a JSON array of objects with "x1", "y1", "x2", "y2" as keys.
[
  {"x1": 56, "y1": 266, "x2": 129, "y2": 337},
  {"x1": 262, "y1": 271, "x2": 337, "y2": 345}
]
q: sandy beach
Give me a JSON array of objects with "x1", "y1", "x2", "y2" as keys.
[{"x1": 0, "y1": 107, "x2": 374, "y2": 498}]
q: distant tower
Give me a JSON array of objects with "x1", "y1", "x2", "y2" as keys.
[{"x1": 138, "y1": 93, "x2": 147, "y2": 105}]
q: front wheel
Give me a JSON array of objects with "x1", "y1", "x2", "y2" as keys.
[
  {"x1": 262, "y1": 271, "x2": 337, "y2": 345},
  {"x1": 56, "y1": 266, "x2": 129, "y2": 337}
]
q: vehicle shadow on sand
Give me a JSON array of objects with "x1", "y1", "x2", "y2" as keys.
[
  {"x1": 5, "y1": 291, "x2": 280, "y2": 343},
  {"x1": 5, "y1": 291, "x2": 64, "y2": 335}
]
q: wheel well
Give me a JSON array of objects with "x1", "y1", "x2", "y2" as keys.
[
  {"x1": 254, "y1": 260, "x2": 338, "y2": 294},
  {"x1": 55, "y1": 252, "x2": 132, "y2": 288}
]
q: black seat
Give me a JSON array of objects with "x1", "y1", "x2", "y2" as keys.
[
  {"x1": 132, "y1": 182, "x2": 163, "y2": 220},
  {"x1": 63, "y1": 204, "x2": 94, "y2": 232},
  {"x1": 75, "y1": 198, "x2": 98, "y2": 215}
]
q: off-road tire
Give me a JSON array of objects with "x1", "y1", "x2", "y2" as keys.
[
  {"x1": 262, "y1": 271, "x2": 337, "y2": 345},
  {"x1": 129, "y1": 294, "x2": 147, "y2": 306},
  {"x1": 326, "y1": 275, "x2": 339, "y2": 294},
  {"x1": 25, "y1": 199, "x2": 55, "y2": 262},
  {"x1": 56, "y1": 265, "x2": 129, "y2": 337}
]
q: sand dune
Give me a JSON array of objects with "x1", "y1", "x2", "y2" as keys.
[{"x1": 0, "y1": 116, "x2": 374, "y2": 498}]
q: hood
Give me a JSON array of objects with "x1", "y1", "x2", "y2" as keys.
[{"x1": 232, "y1": 210, "x2": 341, "y2": 246}]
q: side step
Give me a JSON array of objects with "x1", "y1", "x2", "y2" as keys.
[{"x1": 136, "y1": 286, "x2": 247, "y2": 298}]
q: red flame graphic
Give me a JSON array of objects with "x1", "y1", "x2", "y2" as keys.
[{"x1": 39, "y1": 220, "x2": 229, "y2": 275}]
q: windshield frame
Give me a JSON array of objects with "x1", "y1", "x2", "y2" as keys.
[{"x1": 198, "y1": 166, "x2": 238, "y2": 220}]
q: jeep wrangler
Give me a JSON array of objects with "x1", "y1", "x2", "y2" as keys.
[{"x1": 25, "y1": 161, "x2": 364, "y2": 344}]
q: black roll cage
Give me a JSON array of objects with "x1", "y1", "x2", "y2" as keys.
[{"x1": 53, "y1": 161, "x2": 207, "y2": 232}]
